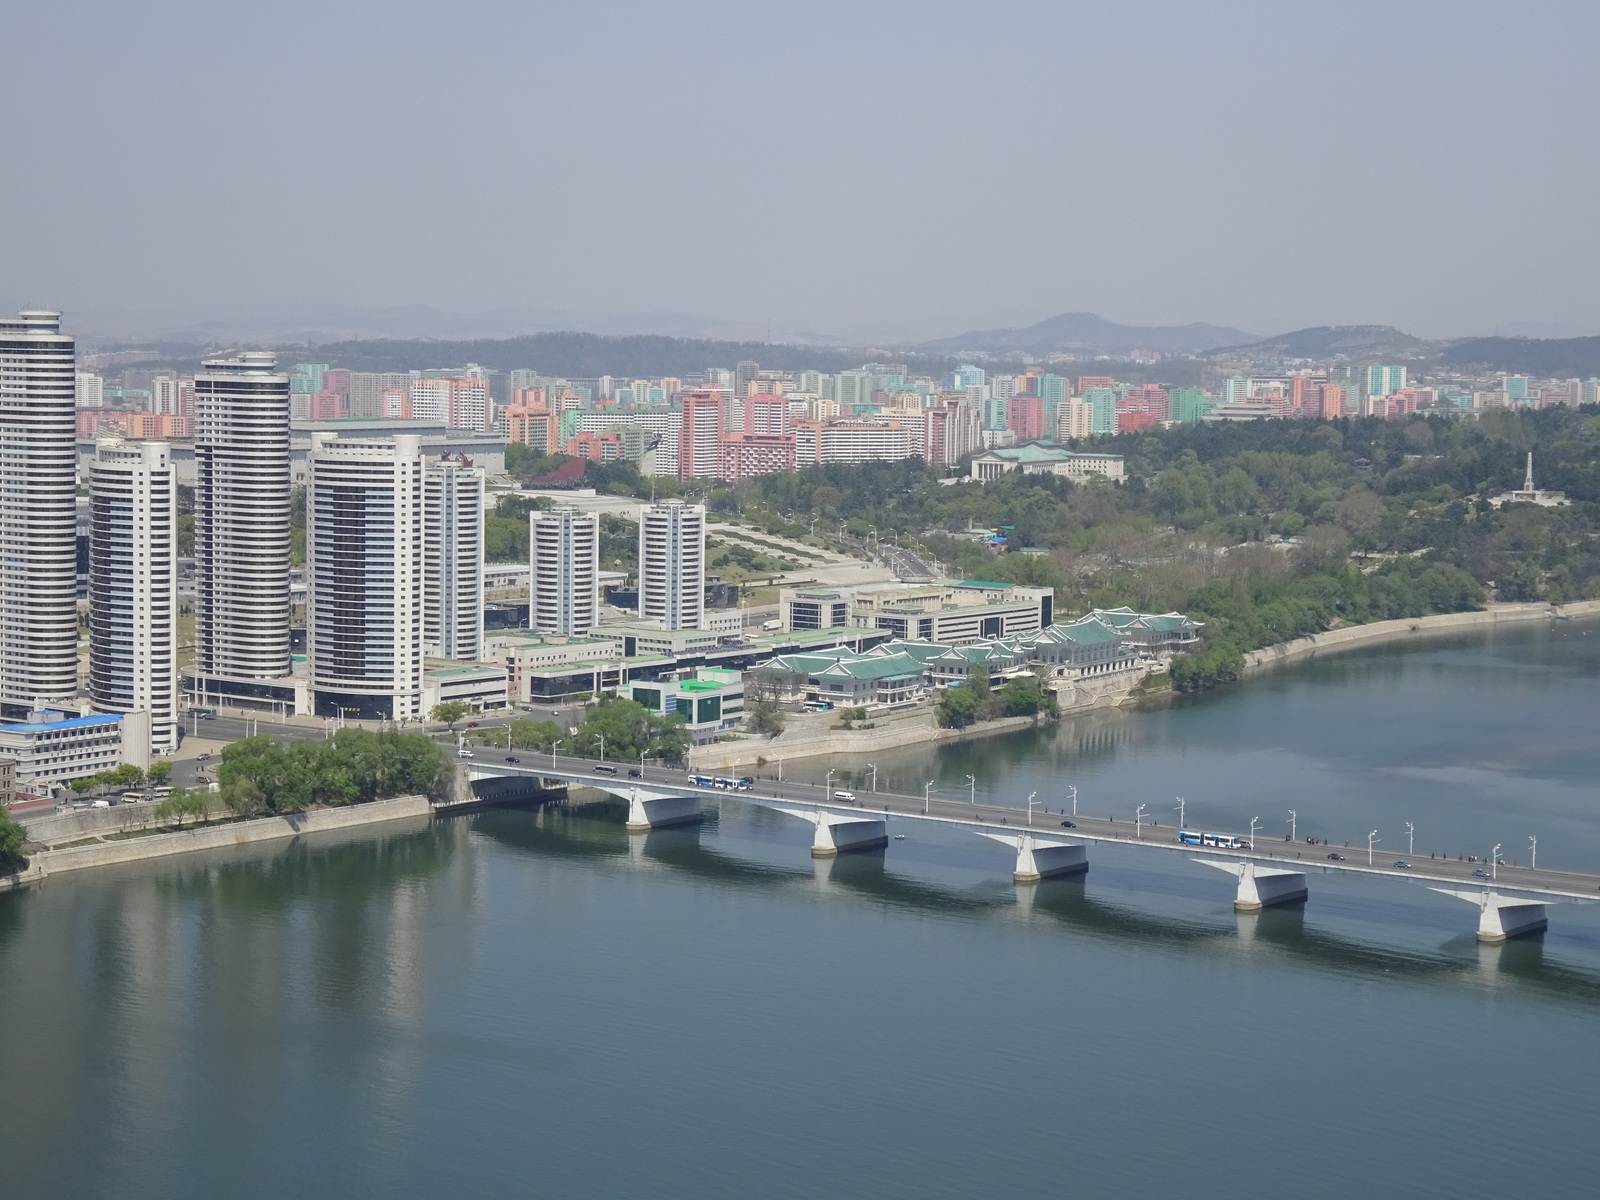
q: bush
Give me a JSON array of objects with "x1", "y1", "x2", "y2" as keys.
[{"x1": 0, "y1": 807, "x2": 28, "y2": 873}]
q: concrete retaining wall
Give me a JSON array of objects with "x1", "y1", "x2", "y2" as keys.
[
  {"x1": 1240, "y1": 603, "x2": 1557, "y2": 676},
  {"x1": 21, "y1": 794, "x2": 433, "y2": 882}
]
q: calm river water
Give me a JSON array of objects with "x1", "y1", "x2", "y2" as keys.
[{"x1": 3, "y1": 622, "x2": 1598, "y2": 1199}]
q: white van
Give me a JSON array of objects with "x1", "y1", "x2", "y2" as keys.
[
  {"x1": 458, "y1": 748, "x2": 474, "y2": 759},
  {"x1": 834, "y1": 790, "x2": 857, "y2": 802}
]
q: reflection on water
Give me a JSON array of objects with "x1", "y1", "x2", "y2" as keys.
[{"x1": 3, "y1": 623, "x2": 1599, "y2": 1200}]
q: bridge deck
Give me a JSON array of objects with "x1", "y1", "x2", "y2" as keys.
[{"x1": 466, "y1": 753, "x2": 1600, "y2": 903}]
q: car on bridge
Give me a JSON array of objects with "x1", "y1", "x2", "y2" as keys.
[
  {"x1": 1473, "y1": 868, "x2": 1492, "y2": 878},
  {"x1": 1060, "y1": 820, "x2": 1076, "y2": 828},
  {"x1": 1394, "y1": 860, "x2": 1412, "y2": 869},
  {"x1": 1327, "y1": 852, "x2": 1345, "y2": 860},
  {"x1": 628, "y1": 769, "x2": 642, "y2": 778},
  {"x1": 505, "y1": 756, "x2": 519, "y2": 763},
  {"x1": 594, "y1": 765, "x2": 617, "y2": 775}
]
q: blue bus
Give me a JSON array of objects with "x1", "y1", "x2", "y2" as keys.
[{"x1": 687, "y1": 774, "x2": 717, "y2": 788}]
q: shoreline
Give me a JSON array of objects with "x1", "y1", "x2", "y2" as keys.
[
  {"x1": 1, "y1": 794, "x2": 434, "y2": 893},
  {"x1": 1240, "y1": 600, "x2": 1599, "y2": 677}
]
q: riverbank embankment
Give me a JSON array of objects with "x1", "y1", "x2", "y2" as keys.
[
  {"x1": 689, "y1": 667, "x2": 1146, "y2": 772},
  {"x1": 1241, "y1": 600, "x2": 1600, "y2": 677},
  {"x1": 1, "y1": 794, "x2": 434, "y2": 893}
]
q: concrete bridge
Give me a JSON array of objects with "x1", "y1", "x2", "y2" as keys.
[{"x1": 464, "y1": 752, "x2": 1596, "y2": 943}]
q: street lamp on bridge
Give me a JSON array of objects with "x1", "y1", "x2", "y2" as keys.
[
  {"x1": 1249, "y1": 816, "x2": 1260, "y2": 849},
  {"x1": 1368, "y1": 830, "x2": 1379, "y2": 866},
  {"x1": 966, "y1": 774, "x2": 976, "y2": 805},
  {"x1": 867, "y1": 763, "x2": 878, "y2": 792},
  {"x1": 1175, "y1": 796, "x2": 1185, "y2": 830},
  {"x1": 1492, "y1": 843, "x2": 1502, "y2": 882},
  {"x1": 923, "y1": 780, "x2": 934, "y2": 814},
  {"x1": 1406, "y1": 822, "x2": 1415, "y2": 856},
  {"x1": 1028, "y1": 792, "x2": 1038, "y2": 827},
  {"x1": 824, "y1": 769, "x2": 835, "y2": 805},
  {"x1": 1135, "y1": 803, "x2": 1147, "y2": 838},
  {"x1": 1529, "y1": 835, "x2": 1537, "y2": 870}
]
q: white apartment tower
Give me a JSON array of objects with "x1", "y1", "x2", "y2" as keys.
[
  {"x1": 424, "y1": 460, "x2": 485, "y2": 660},
  {"x1": 307, "y1": 434, "x2": 425, "y2": 720},
  {"x1": 88, "y1": 439, "x2": 178, "y2": 752},
  {"x1": 529, "y1": 507, "x2": 598, "y2": 636},
  {"x1": 193, "y1": 352, "x2": 292, "y2": 690},
  {"x1": 0, "y1": 310, "x2": 80, "y2": 716},
  {"x1": 638, "y1": 500, "x2": 705, "y2": 631}
]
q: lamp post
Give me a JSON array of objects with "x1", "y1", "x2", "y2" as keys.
[
  {"x1": 1492, "y1": 843, "x2": 1501, "y2": 882},
  {"x1": 776, "y1": 756, "x2": 783, "y2": 781},
  {"x1": 1249, "y1": 816, "x2": 1260, "y2": 850},
  {"x1": 1175, "y1": 796, "x2": 1185, "y2": 830},
  {"x1": 1135, "y1": 803, "x2": 1147, "y2": 838},
  {"x1": 1368, "y1": 830, "x2": 1379, "y2": 866},
  {"x1": 1069, "y1": 784, "x2": 1078, "y2": 818},
  {"x1": 1287, "y1": 808, "x2": 1296, "y2": 842},
  {"x1": 551, "y1": 739, "x2": 564, "y2": 769},
  {"x1": 596, "y1": 733, "x2": 605, "y2": 762},
  {"x1": 1406, "y1": 822, "x2": 1414, "y2": 856},
  {"x1": 1529, "y1": 835, "x2": 1537, "y2": 871},
  {"x1": 867, "y1": 763, "x2": 878, "y2": 793},
  {"x1": 924, "y1": 780, "x2": 934, "y2": 814},
  {"x1": 966, "y1": 774, "x2": 976, "y2": 804},
  {"x1": 824, "y1": 769, "x2": 835, "y2": 805},
  {"x1": 1028, "y1": 791, "x2": 1038, "y2": 827}
]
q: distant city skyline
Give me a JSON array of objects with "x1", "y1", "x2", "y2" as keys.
[{"x1": 4, "y1": 2, "x2": 1599, "y2": 341}]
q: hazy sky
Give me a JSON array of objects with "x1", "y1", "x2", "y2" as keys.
[{"x1": 5, "y1": 0, "x2": 1599, "y2": 341}]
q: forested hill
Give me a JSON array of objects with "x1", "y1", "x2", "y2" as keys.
[
  {"x1": 721, "y1": 406, "x2": 1600, "y2": 690},
  {"x1": 1442, "y1": 335, "x2": 1600, "y2": 378},
  {"x1": 306, "y1": 332, "x2": 955, "y2": 377}
]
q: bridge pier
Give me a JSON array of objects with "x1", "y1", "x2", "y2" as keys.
[
  {"x1": 1197, "y1": 858, "x2": 1308, "y2": 911},
  {"x1": 1431, "y1": 887, "x2": 1548, "y2": 942},
  {"x1": 977, "y1": 832, "x2": 1087, "y2": 882},
  {"x1": 768, "y1": 805, "x2": 888, "y2": 856},
  {"x1": 624, "y1": 788, "x2": 704, "y2": 832}
]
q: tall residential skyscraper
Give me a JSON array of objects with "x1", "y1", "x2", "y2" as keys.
[
  {"x1": 678, "y1": 390, "x2": 724, "y2": 480},
  {"x1": 88, "y1": 439, "x2": 178, "y2": 752},
  {"x1": 424, "y1": 460, "x2": 485, "y2": 661},
  {"x1": 306, "y1": 434, "x2": 425, "y2": 720},
  {"x1": 639, "y1": 500, "x2": 705, "y2": 631},
  {"x1": 193, "y1": 352, "x2": 292, "y2": 694},
  {"x1": 530, "y1": 507, "x2": 598, "y2": 636},
  {"x1": 0, "y1": 310, "x2": 80, "y2": 716}
]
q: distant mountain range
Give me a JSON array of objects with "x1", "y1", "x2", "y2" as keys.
[
  {"x1": 919, "y1": 311, "x2": 1260, "y2": 356},
  {"x1": 1205, "y1": 325, "x2": 1430, "y2": 362}
]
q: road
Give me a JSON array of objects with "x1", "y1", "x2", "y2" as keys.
[{"x1": 463, "y1": 750, "x2": 1600, "y2": 901}]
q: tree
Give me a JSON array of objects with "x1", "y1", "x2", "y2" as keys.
[
  {"x1": 936, "y1": 685, "x2": 979, "y2": 728},
  {"x1": 147, "y1": 760, "x2": 173, "y2": 785},
  {"x1": 745, "y1": 699, "x2": 786, "y2": 739},
  {"x1": 69, "y1": 776, "x2": 97, "y2": 796},
  {"x1": 574, "y1": 696, "x2": 691, "y2": 765},
  {"x1": 155, "y1": 787, "x2": 209, "y2": 829},
  {"x1": 508, "y1": 719, "x2": 564, "y2": 751},
  {"x1": 431, "y1": 701, "x2": 472, "y2": 730},
  {"x1": 0, "y1": 806, "x2": 27, "y2": 872}
]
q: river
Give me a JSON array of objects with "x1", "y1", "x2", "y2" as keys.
[{"x1": 2, "y1": 621, "x2": 1598, "y2": 1199}]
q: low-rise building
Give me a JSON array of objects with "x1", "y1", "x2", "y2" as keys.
[
  {"x1": 422, "y1": 661, "x2": 510, "y2": 714},
  {"x1": 622, "y1": 669, "x2": 745, "y2": 744},
  {"x1": 0, "y1": 710, "x2": 131, "y2": 798},
  {"x1": 781, "y1": 579, "x2": 1054, "y2": 644},
  {"x1": 1082, "y1": 607, "x2": 1202, "y2": 654},
  {"x1": 967, "y1": 442, "x2": 1125, "y2": 483}
]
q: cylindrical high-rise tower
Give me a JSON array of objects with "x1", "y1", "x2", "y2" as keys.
[
  {"x1": 193, "y1": 352, "x2": 291, "y2": 683},
  {"x1": 0, "y1": 310, "x2": 80, "y2": 716}
]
